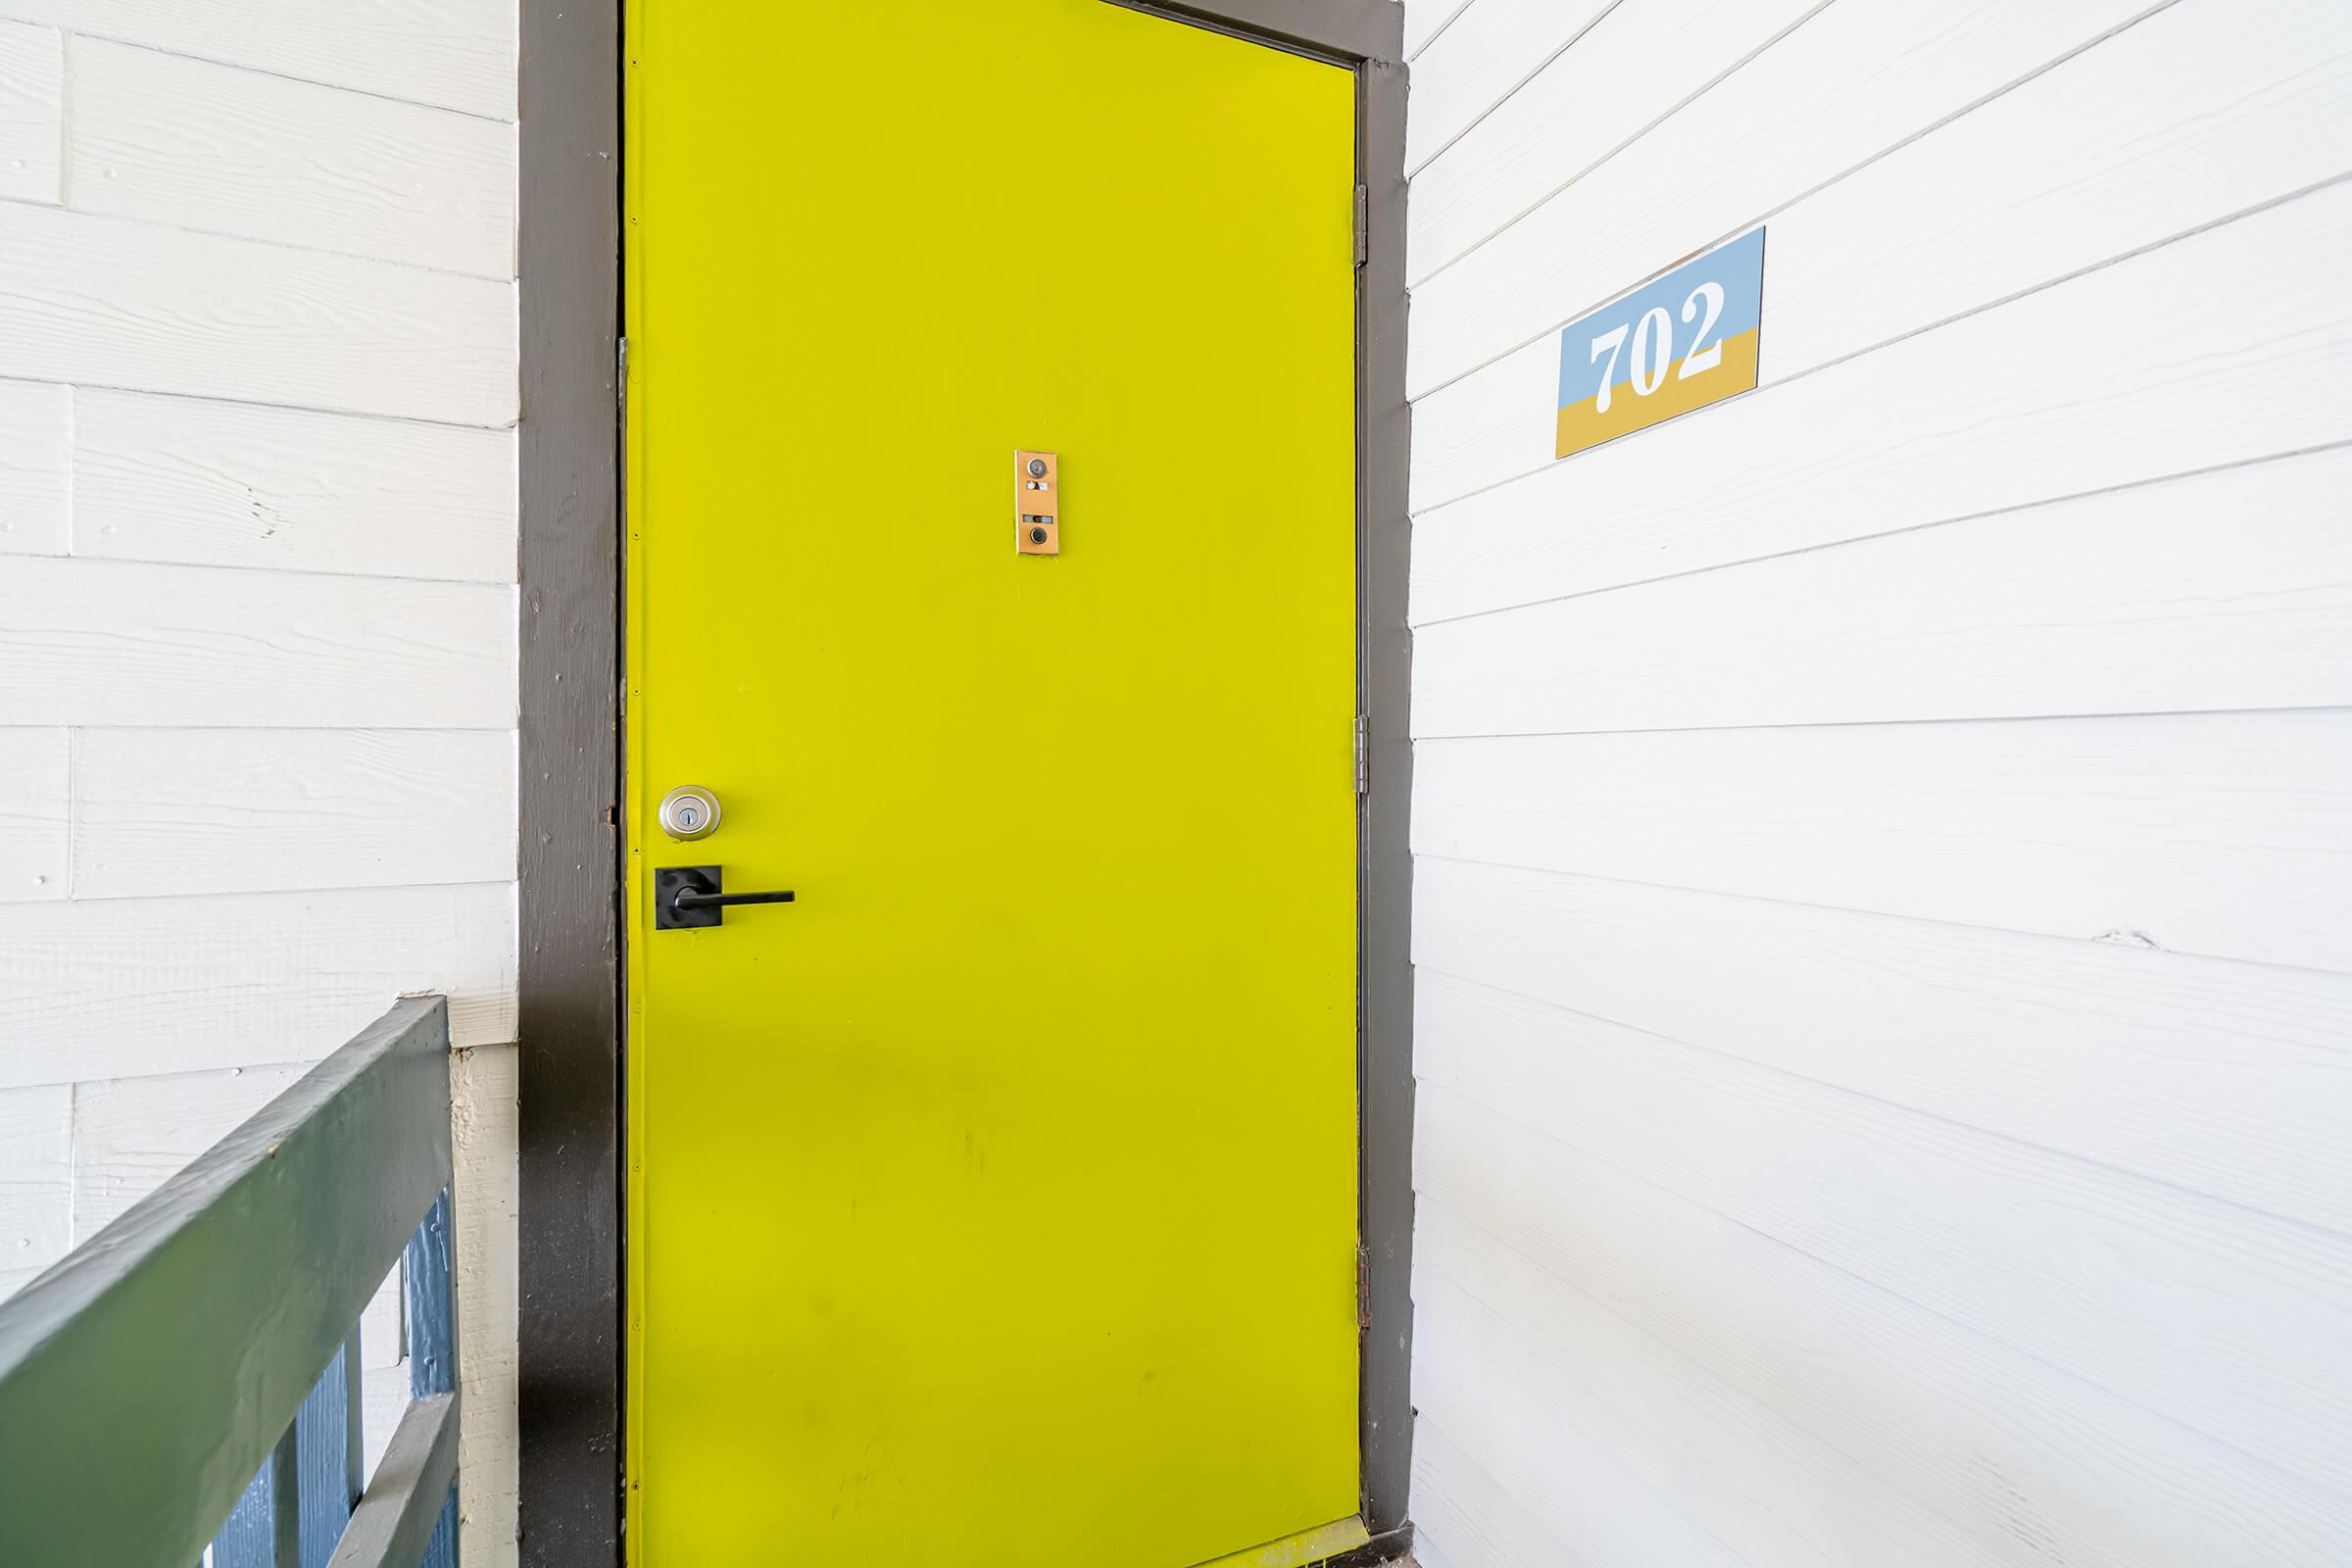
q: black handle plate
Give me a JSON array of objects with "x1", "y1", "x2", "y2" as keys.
[{"x1": 655, "y1": 865, "x2": 798, "y2": 930}]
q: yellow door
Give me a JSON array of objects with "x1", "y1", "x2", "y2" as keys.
[{"x1": 624, "y1": 3, "x2": 1359, "y2": 1563}]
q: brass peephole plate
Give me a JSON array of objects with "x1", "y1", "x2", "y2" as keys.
[{"x1": 1015, "y1": 450, "x2": 1059, "y2": 556}]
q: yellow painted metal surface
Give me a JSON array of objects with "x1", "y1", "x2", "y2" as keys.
[{"x1": 623, "y1": 3, "x2": 1360, "y2": 1562}]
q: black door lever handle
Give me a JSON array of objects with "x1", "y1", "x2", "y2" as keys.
[
  {"x1": 656, "y1": 865, "x2": 797, "y2": 930},
  {"x1": 676, "y1": 887, "x2": 796, "y2": 910}
]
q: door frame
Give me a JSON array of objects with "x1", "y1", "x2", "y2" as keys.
[{"x1": 514, "y1": 2, "x2": 1411, "y2": 1561}]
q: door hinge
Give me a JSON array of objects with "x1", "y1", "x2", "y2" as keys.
[
  {"x1": 1352, "y1": 184, "x2": 1368, "y2": 268},
  {"x1": 1356, "y1": 1245, "x2": 1374, "y2": 1331},
  {"x1": 616, "y1": 334, "x2": 629, "y2": 411},
  {"x1": 1354, "y1": 714, "x2": 1369, "y2": 796}
]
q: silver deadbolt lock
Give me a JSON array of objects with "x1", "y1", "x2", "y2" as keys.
[{"x1": 658, "y1": 785, "x2": 722, "y2": 842}]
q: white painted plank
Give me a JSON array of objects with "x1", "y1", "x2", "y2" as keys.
[
  {"x1": 1410, "y1": 858, "x2": 2352, "y2": 1236},
  {"x1": 74, "y1": 390, "x2": 515, "y2": 581},
  {"x1": 1416, "y1": 1085, "x2": 2352, "y2": 1566},
  {"x1": 0, "y1": 728, "x2": 66, "y2": 906},
  {"x1": 0, "y1": 21, "x2": 60, "y2": 204},
  {"x1": 1418, "y1": 975, "x2": 2352, "y2": 1500},
  {"x1": 1411, "y1": 184, "x2": 2352, "y2": 621},
  {"x1": 0, "y1": 559, "x2": 514, "y2": 728},
  {"x1": 1406, "y1": 0, "x2": 2160, "y2": 396},
  {"x1": 1759, "y1": 0, "x2": 2352, "y2": 379},
  {"x1": 67, "y1": 38, "x2": 517, "y2": 279},
  {"x1": 4, "y1": 0, "x2": 515, "y2": 121},
  {"x1": 1407, "y1": 1418, "x2": 1577, "y2": 1568},
  {"x1": 0, "y1": 202, "x2": 515, "y2": 426},
  {"x1": 0, "y1": 1085, "x2": 70, "y2": 1288},
  {"x1": 1410, "y1": 0, "x2": 2352, "y2": 512},
  {"x1": 1406, "y1": 0, "x2": 1826, "y2": 283},
  {"x1": 72, "y1": 728, "x2": 516, "y2": 900},
  {"x1": 452, "y1": 1040, "x2": 516, "y2": 1568},
  {"x1": 361, "y1": 1356, "x2": 410, "y2": 1483},
  {"x1": 1414, "y1": 450, "x2": 2352, "y2": 733},
  {"x1": 0, "y1": 881, "x2": 515, "y2": 1091},
  {"x1": 1415, "y1": 1215, "x2": 2002, "y2": 1568},
  {"x1": 0, "y1": 380, "x2": 71, "y2": 558},
  {"x1": 1401, "y1": 0, "x2": 1475, "y2": 62},
  {"x1": 68, "y1": 1060, "x2": 308, "y2": 1240},
  {"x1": 361, "y1": 1266, "x2": 402, "y2": 1370},
  {"x1": 1403, "y1": 0, "x2": 1615, "y2": 172},
  {"x1": 1411, "y1": 1285, "x2": 1755, "y2": 1568},
  {"x1": 1405, "y1": 318, "x2": 1603, "y2": 518},
  {"x1": 1415, "y1": 711, "x2": 2352, "y2": 973}
]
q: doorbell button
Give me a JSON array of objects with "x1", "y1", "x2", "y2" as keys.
[{"x1": 658, "y1": 785, "x2": 722, "y2": 842}]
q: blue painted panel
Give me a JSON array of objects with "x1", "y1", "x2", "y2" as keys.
[
  {"x1": 407, "y1": 1188, "x2": 460, "y2": 1564},
  {"x1": 419, "y1": 1482, "x2": 460, "y2": 1568},
  {"x1": 406, "y1": 1189, "x2": 458, "y2": 1400},
  {"x1": 294, "y1": 1336, "x2": 361, "y2": 1567},
  {"x1": 211, "y1": 1433, "x2": 296, "y2": 1568},
  {"x1": 208, "y1": 1450, "x2": 277, "y2": 1568}
]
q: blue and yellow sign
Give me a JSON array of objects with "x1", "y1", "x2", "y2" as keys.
[{"x1": 1555, "y1": 228, "x2": 1765, "y2": 460}]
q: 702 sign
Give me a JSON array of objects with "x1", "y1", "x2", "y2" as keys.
[{"x1": 1554, "y1": 228, "x2": 1765, "y2": 461}]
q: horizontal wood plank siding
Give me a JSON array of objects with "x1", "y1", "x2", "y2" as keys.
[
  {"x1": 0, "y1": 560, "x2": 515, "y2": 729},
  {"x1": 1414, "y1": 858, "x2": 2352, "y2": 1238},
  {"x1": 66, "y1": 37, "x2": 516, "y2": 278},
  {"x1": 1418, "y1": 1085, "x2": 2349, "y2": 1564},
  {"x1": 1419, "y1": 977, "x2": 2352, "y2": 1499},
  {"x1": 1413, "y1": 181, "x2": 2352, "y2": 619},
  {"x1": 71, "y1": 389, "x2": 517, "y2": 581},
  {"x1": 0, "y1": 19, "x2": 60, "y2": 203},
  {"x1": 1400, "y1": 0, "x2": 1472, "y2": 63},
  {"x1": 1408, "y1": 0, "x2": 2352, "y2": 514},
  {"x1": 0, "y1": 884, "x2": 516, "y2": 1089},
  {"x1": 69, "y1": 1062, "x2": 311, "y2": 1241},
  {"x1": 71, "y1": 729, "x2": 516, "y2": 899},
  {"x1": 1411, "y1": 448, "x2": 2352, "y2": 733},
  {"x1": 0, "y1": 729, "x2": 67, "y2": 904},
  {"x1": 1404, "y1": 0, "x2": 2352, "y2": 1560},
  {"x1": 1405, "y1": 0, "x2": 1825, "y2": 283},
  {"x1": 0, "y1": 203, "x2": 515, "y2": 425},
  {"x1": 1406, "y1": 0, "x2": 2165, "y2": 396},
  {"x1": 0, "y1": 1086, "x2": 72, "y2": 1294},
  {"x1": 1415, "y1": 710, "x2": 2352, "y2": 972},
  {"x1": 0, "y1": 0, "x2": 514, "y2": 119},
  {"x1": 1402, "y1": 0, "x2": 1614, "y2": 172},
  {"x1": 0, "y1": 8, "x2": 521, "y2": 1559},
  {"x1": 0, "y1": 381, "x2": 72, "y2": 558}
]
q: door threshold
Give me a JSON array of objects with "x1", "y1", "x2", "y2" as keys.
[{"x1": 1188, "y1": 1515, "x2": 1372, "y2": 1568}]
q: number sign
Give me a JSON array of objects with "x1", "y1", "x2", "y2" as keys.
[{"x1": 1555, "y1": 228, "x2": 1765, "y2": 460}]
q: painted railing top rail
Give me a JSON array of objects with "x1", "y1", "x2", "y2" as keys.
[{"x1": 0, "y1": 995, "x2": 460, "y2": 1568}]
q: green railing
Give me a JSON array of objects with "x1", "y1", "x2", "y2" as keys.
[{"x1": 0, "y1": 997, "x2": 461, "y2": 1567}]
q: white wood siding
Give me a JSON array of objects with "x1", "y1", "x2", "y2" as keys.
[
  {"x1": 1403, "y1": 1, "x2": 2352, "y2": 1562},
  {"x1": 0, "y1": 20, "x2": 61, "y2": 205},
  {"x1": 0, "y1": 6, "x2": 517, "y2": 1559},
  {"x1": 67, "y1": 38, "x2": 515, "y2": 279}
]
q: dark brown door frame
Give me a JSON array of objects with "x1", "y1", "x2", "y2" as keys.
[
  {"x1": 515, "y1": 0, "x2": 622, "y2": 1562},
  {"x1": 514, "y1": 2, "x2": 1410, "y2": 1560}
]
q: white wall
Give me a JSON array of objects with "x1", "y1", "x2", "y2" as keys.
[
  {"x1": 0, "y1": 7, "x2": 520, "y2": 1559},
  {"x1": 1400, "y1": 0, "x2": 2352, "y2": 1563}
]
